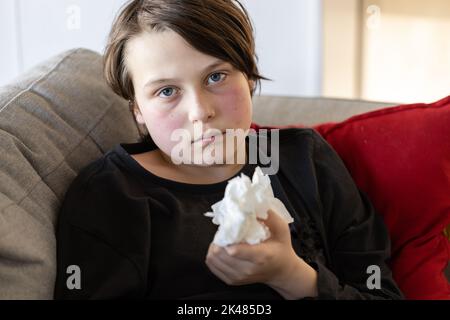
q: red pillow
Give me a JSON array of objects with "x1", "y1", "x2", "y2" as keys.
[{"x1": 252, "y1": 95, "x2": 450, "y2": 299}]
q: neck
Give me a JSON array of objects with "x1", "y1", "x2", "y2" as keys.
[{"x1": 158, "y1": 148, "x2": 248, "y2": 184}]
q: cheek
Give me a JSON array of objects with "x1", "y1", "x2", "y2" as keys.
[
  {"x1": 157, "y1": 113, "x2": 184, "y2": 132},
  {"x1": 220, "y1": 85, "x2": 252, "y2": 125},
  {"x1": 145, "y1": 110, "x2": 185, "y2": 149}
]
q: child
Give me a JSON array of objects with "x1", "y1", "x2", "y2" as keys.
[{"x1": 54, "y1": 0, "x2": 404, "y2": 300}]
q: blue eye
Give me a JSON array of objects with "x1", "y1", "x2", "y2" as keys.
[
  {"x1": 156, "y1": 73, "x2": 226, "y2": 98},
  {"x1": 158, "y1": 87, "x2": 177, "y2": 98},
  {"x1": 207, "y1": 72, "x2": 226, "y2": 85}
]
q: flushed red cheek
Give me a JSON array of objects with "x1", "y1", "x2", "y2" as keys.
[
  {"x1": 148, "y1": 112, "x2": 185, "y2": 142},
  {"x1": 220, "y1": 90, "x2": 251, "y2": 126},
  {"x1": 164, "y1": 114, "x2": 185, "y2": 133}
]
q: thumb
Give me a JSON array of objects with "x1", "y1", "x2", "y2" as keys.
[{"x1": 260, "y1": 210, "x2": 290, "y2": 240}]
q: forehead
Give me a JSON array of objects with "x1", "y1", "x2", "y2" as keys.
[{"x1": 125, "y1": 30, "x2": 224, "y2": 80}]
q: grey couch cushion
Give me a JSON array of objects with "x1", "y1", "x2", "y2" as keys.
[
  {"x1": 252, "y1": 95, "x2": 394, "y2": 126},
  {"x1": 0, "y1": 48, "x2": 140, "y2": 299}
]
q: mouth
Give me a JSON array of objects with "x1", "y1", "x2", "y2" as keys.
[{"x1": 192, "y1": 131, "x2": 225, "y2": 145}]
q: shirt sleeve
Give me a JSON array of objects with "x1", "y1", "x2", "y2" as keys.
[
  {"x1": 53, "y1": 162, "x2": 147, "y2": 299},
  {"x1": 309, "y1": 130, "x2": 404, "y2": 300},
  {"x1": 54, "y1": 222, "x2": 144, "y2": 299}
]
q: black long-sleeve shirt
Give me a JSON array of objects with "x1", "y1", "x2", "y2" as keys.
[{"x1": 54, "y1": 128, "x2": 404, "y2": 300}]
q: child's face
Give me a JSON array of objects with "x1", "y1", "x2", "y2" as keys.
[{"x1": 126, "y1": 29, "x2": 254, "y2": 166}]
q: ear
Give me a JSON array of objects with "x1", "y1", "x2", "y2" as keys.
[
  {"x1": 131, "y1": 101, "x2": 146, "y2": 125},
  {"x1": 134, "y1": 109, "x2": 145, "y2": 125}
]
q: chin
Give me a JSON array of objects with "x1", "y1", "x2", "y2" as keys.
[{"x1": 189, "y1": 155, "x2": 226, "y2": 167}]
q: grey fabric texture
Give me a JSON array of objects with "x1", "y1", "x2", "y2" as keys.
[
  {"x1": 0, "y1": 48, "x2": 140, "y2": 299},
  {"x1": 0, "y1": 47, "x2": 406, "y2": 299},
  {"x1": 252, "y1": 95, "x2": 394, "y2": 126}
]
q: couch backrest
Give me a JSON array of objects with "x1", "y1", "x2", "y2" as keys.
[
  {"x1": 0, "y1": 48, "x2": 139, "y2": 299},
  {"x1": 252, "y1": 95, "x2": 395, "y2": 126}
]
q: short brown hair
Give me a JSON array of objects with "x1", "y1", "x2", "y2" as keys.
[{"x1": 103, "y1": 0, "x2": 268, "y2": 141}]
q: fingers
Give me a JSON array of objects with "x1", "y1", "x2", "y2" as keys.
[
  {"x1": 206, "y1": 210, "x2": 293, "y2": 269},
  {"x1": 205, "y1": 245, "x2": 244, "y2": 285},
  {"x1": 206, "y1": 244, "x2": 258, "y2": 285},
  {"x1": 261, "y1": 210, "x2": 291, "y2": 241},
  {"x1": 208, "y1": 244, "x2": 256, "y2": 267},
  {"x1": 224, "y1": 242, "x2": 264, "y2": 262},
  {"x1": 220, "y1": 246, "x2": 255, "y2": 270},
  {"x1": 205, "y1": 258, "x2": 230, "y2": 284}
]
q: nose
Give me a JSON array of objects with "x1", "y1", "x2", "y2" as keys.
[{"x1": 188, "y1": 90, "x2": 215, "y2": 123}]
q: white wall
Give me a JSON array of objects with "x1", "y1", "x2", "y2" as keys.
[
  {"x1": 242, "y1": 0, "x2": 323, "y2": 96},
  {"x1": 0, "y1": 0, "x2": 323, "y2": 97},
  {"x1": 361, "y1": 0, "x2": 450, "y2": 104},
  {"x1": 0, "y1": 0, "x2": 22, "y2": 86},
  {"x1": 322, "y1": 0, "x2": 450, "y2": 104},
  {"x1": 0, "y1": 0, "x2": 127, "y2": 85},
  {"x1": 18, "y1": 0, "x2": 126, "y2": 70},
  {"x1": 322, "y1": 0, "x2": 361, "y2": 99}
]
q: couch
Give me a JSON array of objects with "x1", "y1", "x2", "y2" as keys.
[{"x1": 0, "y1": 48, "x2": 448, "y2": 299}]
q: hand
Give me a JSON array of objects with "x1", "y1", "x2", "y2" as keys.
[{"x1": 205, "y1": 210, "x2": 300, "y2": 288}]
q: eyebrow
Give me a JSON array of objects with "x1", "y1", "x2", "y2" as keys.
[{"x1": 143, "y1": 60, "x2": 228, "y2": 89}]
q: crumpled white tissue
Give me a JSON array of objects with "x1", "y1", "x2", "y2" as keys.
[{"x1": 204, "y1": 167, "x2": 294, "y2": 246}]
